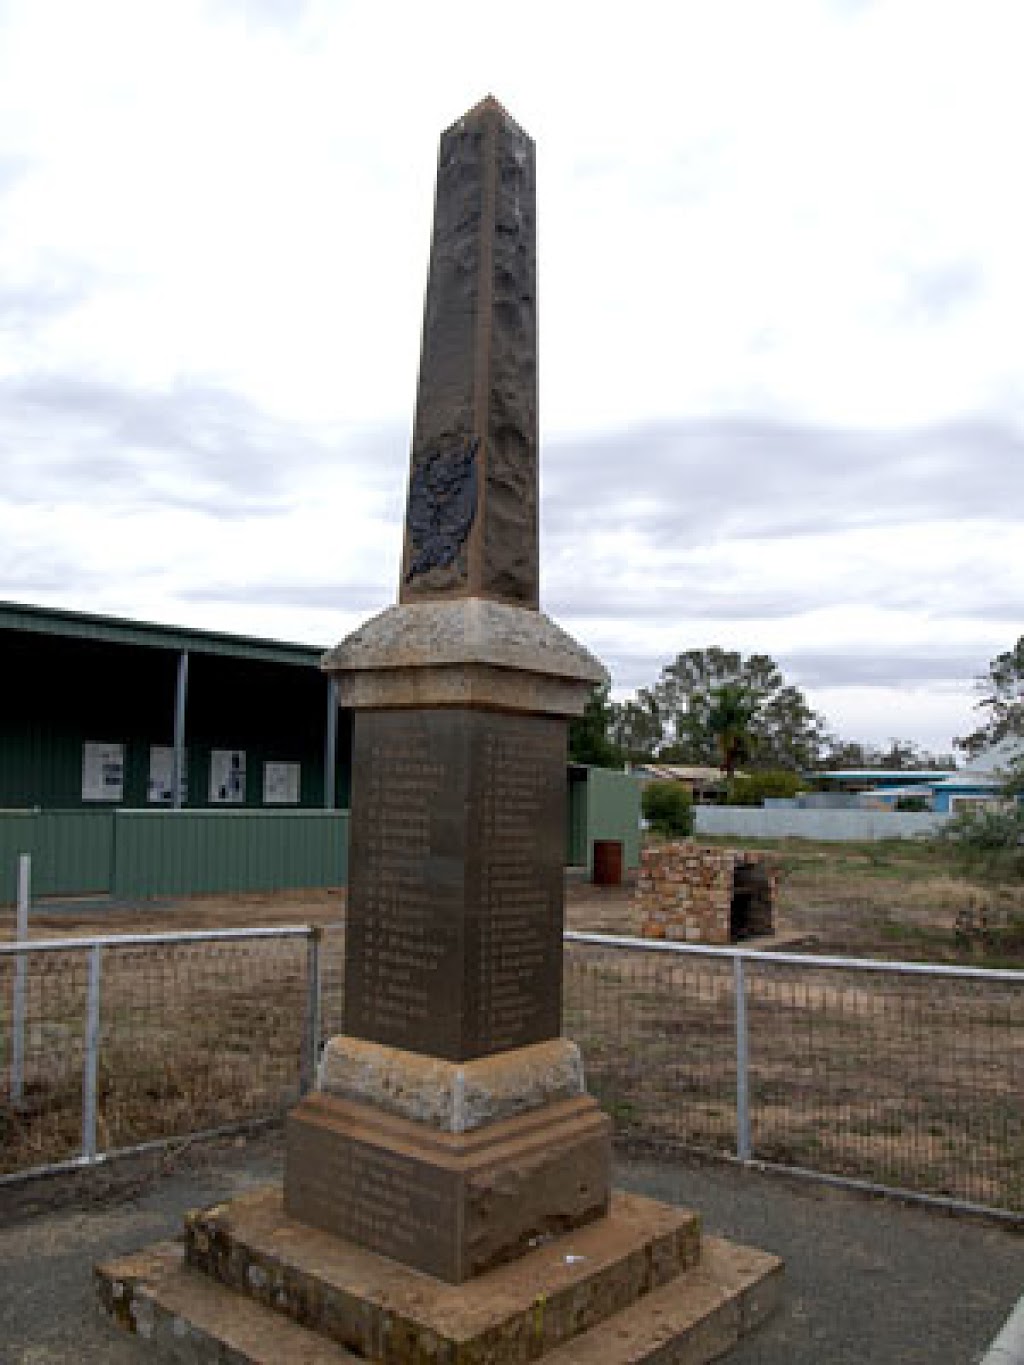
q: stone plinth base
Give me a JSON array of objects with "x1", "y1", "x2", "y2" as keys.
[
  {"x1": 97, "y1": 1187, "x2": 782, "y2": 1364},
  {"x1": 283, "y1": 1091, "x2": 611, "y2": 1282}
]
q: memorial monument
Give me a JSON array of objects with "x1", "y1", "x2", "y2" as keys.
[{"x1": 98, "y1": 96, "x2": 781, "y2": 1362}]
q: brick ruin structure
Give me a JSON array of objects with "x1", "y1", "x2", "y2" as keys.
[{"x1": 637, "y1": 843, "x2": 778, "y2": 944}]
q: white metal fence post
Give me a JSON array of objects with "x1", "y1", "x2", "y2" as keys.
[
  {"x1": 11, "y1": 853, "x2": 30, "y2": 1104},
  {"x1": 302, "y1": 927, "x2": 322, "y2": 1095},
  {"x1": 82, "y1": 944, "x2": 102, "y2": 1162},
  {"x1": 734, "y1": 954, "x2": 751, "y2": 1161}
]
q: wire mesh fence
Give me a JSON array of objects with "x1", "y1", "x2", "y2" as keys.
[
  {"x1": 741, "y1": 957, "x2": 1024, "y2": 1209},
  {"x1": 0, "y1": 928, "x2": 314, "y2": 1178},
  {"x1": 564, "y1": 941, "x2": 738, "y2": 1156},
  {"x1": 2, "y1": 925, "x2": 1022, "y2": 1216},
  {"x1": 566, "y1": 933, "x2": 1024, "y2": 1215}
]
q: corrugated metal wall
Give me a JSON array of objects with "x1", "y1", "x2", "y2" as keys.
[
  {"x1": 566, "y1": 771, "x2": 588, "y2": 866},
  {"x1": 113, "y1": 810, "x2": 349, "y2": 898},
  {"x1": 694, "y1": 805, "x2": 950, "y2": 841},
  {"x1": 0, "y1": 809, "x2": 349, "y2": 904},
  {"x1": 0, "y1": 631, "x2": 351, "y2": 811},
  {"x1": 0, "y1": 809, "x2": 115, "y2": 901}
]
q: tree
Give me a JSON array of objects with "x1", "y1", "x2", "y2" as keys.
[
  {"x1": 646, "y1": 648, "x2": 826, "y2": 771},
  {"x1": 957, "y1": 636, "x2": 1024, "y2": 757},
  {"x1": 727, "y1": 769, "x2": 804, "y2": 806},
  {"x1": 817, "y1": 736, "x2": 957, "y2": 771},
  {"x1": 608, "y1": 690, "x2": 662, "y2": 763},
  {"x1": 707, "y1": 683, "x2": 756, "y2": 778},
  {"x1": 569, "y1": 684, "x2": 622, "y2": 769},
  {"x1": 641, "y1": 780, "x2": 694, "y2": 836},
  {"x1": 754, "y1": 685, "x2": 829, "y2": 771}
]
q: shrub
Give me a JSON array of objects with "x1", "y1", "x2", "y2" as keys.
[
  {"x1": 938, "y1": 803, "x2": 1024, "y2": 879},
  {"x1": 642, "y1": 780, "x2": 694, "y2": 836},
  {"x1": 726, "y1": 769, "x2": 804, "y2": 806}
]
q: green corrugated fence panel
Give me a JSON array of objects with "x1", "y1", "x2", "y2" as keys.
[
  {"x1": 111, "y1": 809, "x2": 349, "y2": 899},
  {"x1": 566, "y1": 777, "x2": 588, "y2": 866},
  {"x1": 584, "y1": 768, "x2": 643, "y2": 872},
  {"x1": 35, "y1": 810, "x2": 115, "y2": 896},
  {"x1": 0, "y1": 809, "x2": 115, "y2": 902},
  {"x1": 0, "y1": 812, "x2": 36, "y2": 905}
]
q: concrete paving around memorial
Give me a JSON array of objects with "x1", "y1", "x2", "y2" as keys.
[{"x1": 0, "y1": 1127, "x2": 1020, "y2": 1363}]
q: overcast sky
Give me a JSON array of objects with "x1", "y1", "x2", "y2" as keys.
[{"x1": 1, "y1": 0, "x2": 1022, "y2": 753}]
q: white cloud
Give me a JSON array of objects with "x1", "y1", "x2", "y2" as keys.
[{"x1": 0, "y1": 0, "x2": 1022, "y2": 749}]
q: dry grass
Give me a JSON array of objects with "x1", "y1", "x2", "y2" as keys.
[
  {"x1": 0, "y1": 936, "x2": 313, "y2": 1175},
  {"x1": 1, "y1": 845, "x2": 1022, "y2": 1209},
  {"x1": 565, "y1": 944, "x2": 1024, "y2": 1211}
]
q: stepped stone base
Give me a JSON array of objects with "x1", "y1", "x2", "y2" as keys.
[
  {"x1": 97, "y1": 1187, "x2": 782, "y2": 1364},
  {"x1": 283, "y1": 1091, "x2": 612, "y2": 1282}
]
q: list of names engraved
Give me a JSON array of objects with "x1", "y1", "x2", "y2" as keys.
[
  {"x1": 347, "y1": 716, "x2": 455, "y2": 1047},
  {"x1": 474, "y1": 720, "x2": 561, "y2": 1051},
  {"x1": 319, "y1": 1138, "x2": 447, "y2": 1260}
]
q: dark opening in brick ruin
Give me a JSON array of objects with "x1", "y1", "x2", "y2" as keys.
[
  {"x1": 730, "y1": 861, "x2": 775, "y2": 941},
  {"x1": 637, "y1": 845, "x2": 778, "y2": 945}
]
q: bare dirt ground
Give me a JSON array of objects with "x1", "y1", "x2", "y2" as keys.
[
  {"x1": 0, "y1": 886, "x2": 346, "y2": 941},
  {"x1": 6, "y1": 835, "x2": 1020, "y2": 966}
]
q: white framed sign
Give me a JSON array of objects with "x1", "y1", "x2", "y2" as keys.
[
  {"x1": 264, "y1": 760, "x2": 301, "y2": 805},
  {"x1": 148, "y1": 746, "x2": 187, "y2": 804},
  {"x1": 210, "y1": 749, "x2": 246, "y2": 804},
  {"x1": 82, "y1": 741, "x2": 124, "y2": 802}
]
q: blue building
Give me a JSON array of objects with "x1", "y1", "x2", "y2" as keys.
[
  {"x1": 812, "y1": 740, "x2": 1023, "y2": 813},
  {"x1": 922, "y1": 739, "x2": 1023, "y2": 814}
]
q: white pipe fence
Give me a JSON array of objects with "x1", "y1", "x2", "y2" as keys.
[
  {"x1": 2, "y1": 924, "x2": 1021, "y2": 1221},
  {"x1": 10, "y1": 853, "x2": 29, "y2": 1105}
]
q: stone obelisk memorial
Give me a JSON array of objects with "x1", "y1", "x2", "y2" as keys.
[{"x1": 98, "y1": 97, "x2": 781, "y2": 1362}]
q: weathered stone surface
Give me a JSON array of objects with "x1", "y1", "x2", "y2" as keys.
[
  {"x1": 282, "y1": 1092, "x2": 612, "y2": 1283},
  {"x1": 96, "y1": 1242, "x2": 361, "y2": 1362},
  {"x1": 399, "y1": 96, "x2": 538, "y2": 607},
  {"x1": 98, "y1": 1232, "x2": 780, "y2": 1365},
  {"x1": 344, "y1": 707, "x2": 566, "y2": 1061},
  {"x1": 185, "y1": 1183, "x2": 705, "y2": 1356},
  {"x1": 541, "y1": 1237, "x2": 783, "y2": 1364},
  {"x1": 318, "y1": 1035, "x2": 585, "y2": 1132},
  {"x1": 323, "y1": 597, "x2": 606, "y2": 693},
  {"x1": 333, "y1": 660, "x2": 599, "y2": 717},
  {"x1": 637, "y1": 843, "x2": 778, "y2": 944}
]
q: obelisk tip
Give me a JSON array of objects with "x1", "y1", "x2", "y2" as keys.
[{"x1": 450, "y1": 94, "x2": 529, "y2": 139}]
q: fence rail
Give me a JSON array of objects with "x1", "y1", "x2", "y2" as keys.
[
  {"x1": 0, "y1": 926, "x2": 319, "y2": 1181},
  {"x1": 565, "y1": 931, "x2": 1024, "y2": 1219},
  {"x1": 2, "y1": 926, "x2": 1022, "y2": 1220}
]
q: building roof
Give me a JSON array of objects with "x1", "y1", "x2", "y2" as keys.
[
  {"x1": 856, "y1": 740, "x2": 1023, "y2": 796},
  {"x1": 952, "y1": 736, "x2": 1024, "y2": 780},
  {"x1": 815, "y1": 769, "x2": 957, "y2": 783},
  {"x1": 635, "y1": 763, "x2": 729, "y2": 784},
  {"x1": 0, "y1": 599, "x2": 326, "y2": 669}
]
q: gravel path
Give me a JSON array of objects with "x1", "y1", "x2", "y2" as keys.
[{"x1": 0, "y1": 1129, "x2": 1020, "y2": 1363}]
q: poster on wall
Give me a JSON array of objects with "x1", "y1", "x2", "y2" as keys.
[
  {"x1": 82, "y1": 741, "x2": 124, "y2": 802},
  {"x1": 148, "y1": 746, "x2": 187, "y2": 804},
  {"x1": 209, "y1": 749, "x2": 246, "y2": 804},
  {"x1": 264, "y1": 760, "x2": 300, "y2": 805}
]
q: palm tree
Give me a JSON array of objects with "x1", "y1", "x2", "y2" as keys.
[{"x1": 708, "y1": 683, "x2": 756, "y2": 779}]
